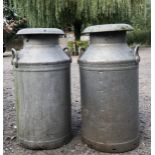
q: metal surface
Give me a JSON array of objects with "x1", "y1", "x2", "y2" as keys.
[
  {"x1": 17, "y1": 28, "x2": 64, "y2": 35},
  {"x1": 79, "y1": 24, "x2": 140, "y2": 153},
  {"x1": 12, "y1": 28, "x2": 71, "y2": 149},
  {"x1": 82, "y1": 24, "x2": 133, "y2": 34}
]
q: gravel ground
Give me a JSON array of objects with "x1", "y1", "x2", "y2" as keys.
[{"x1": 3, "y1": 48, "x2": 151, "y2": 155}]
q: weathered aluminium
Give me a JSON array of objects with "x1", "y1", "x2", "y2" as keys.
[
  {"x1": 12, "y1": 28, "x2": 72, "y2": 149},
  {"x1": 79, "y1": 24, "x2": 140, "y2": 153}
]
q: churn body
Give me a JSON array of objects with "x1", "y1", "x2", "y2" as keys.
[
  {"x1": 12, "y1": 28, "x2": 71, "y2": 149},
  {"x1": 79, "y1": 24, "x2": 140, "y2": 153}
]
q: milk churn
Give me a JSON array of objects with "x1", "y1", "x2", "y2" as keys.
[
  {"x1": 79, "y1": 24, "x2": 140, "y2": 153},
  {"x1": 12, "y1": 28, "x2": 72, "y2": 149}
]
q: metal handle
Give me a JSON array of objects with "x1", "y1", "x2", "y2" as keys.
[
  {"x1": 134, "y1": 45, "x2": 140, "y2": 63},
  {"x1": 63, "y1": 47, "x2": 70, "y2": 56},
  {"x1": 63, "y1": 47, "x2": 72, "y2": 62},
  {"x1": 11, "y1": 48, "x2": 18, "y2": 68}
]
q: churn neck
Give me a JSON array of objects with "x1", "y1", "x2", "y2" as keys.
[
  {"x1": 90, "y1": 31, "x2": 126, "y2": 44},
  {"x1": 82, "y1": 24, "x2": 133, "y2": 45},
  {"x1": 22, "y1": 35, "x2": 59, "y2": 46},
  {"x1": 17, "y1": 28, "x2": 64, "y2": 46}
]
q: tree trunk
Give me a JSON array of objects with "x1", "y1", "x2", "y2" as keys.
[
  {"x1": 74, "y1": 21, "x2": 82, "y2": 40},
  {"x1": 73, "y1": 20, "x2": 82, "y2": 55}
]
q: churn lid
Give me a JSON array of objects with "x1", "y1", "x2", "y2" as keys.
[
  {"x1": 17, "y1": 28, "x2": 64, "y2": 35},
  {"x1": 82, "y1": 24, "x2": 133, "y2": 34}
]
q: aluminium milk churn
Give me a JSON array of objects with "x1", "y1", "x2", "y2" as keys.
[
  {"x1": 11, "y1": 28, "x2": 71, "y2": 149},
  {"x1": 78, "y1": 24, "x2": 140, "y2": 153}
]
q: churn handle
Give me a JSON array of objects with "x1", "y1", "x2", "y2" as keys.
[
  {"x1": 11, "y1": 48, "x2": 18, "y2": 68},
  {"x1": 63, "y1": 47, "x2": 69, "y2": 56},
  {"x1": 134, "y1": 45, "x2": 140, "y2": 63},
  {"x1": 63, "y1": 47, "x2": 72, "y2": 62}
]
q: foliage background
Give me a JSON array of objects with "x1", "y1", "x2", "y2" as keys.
[{"x1": 4, "y1": 0, "x2": 151, "y2": 46}]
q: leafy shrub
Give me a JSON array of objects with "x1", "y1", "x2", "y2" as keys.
[
  {"x1": 67, "y1": 41, "x2": 88, "y2": 54},
  {"x1": 76, "y1": 41, "x2": 89, "y2": 49},
  {"x1": 127, "y1": 30, "x2": 151, "y2": 45},
  {"x1": 3, "y1": 0, "x2": 28, "y2": 44}
]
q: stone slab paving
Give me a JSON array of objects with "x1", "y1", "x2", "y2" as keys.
[{"x1": 3, "y1": 48, "x2": 151, "y2": 155}]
